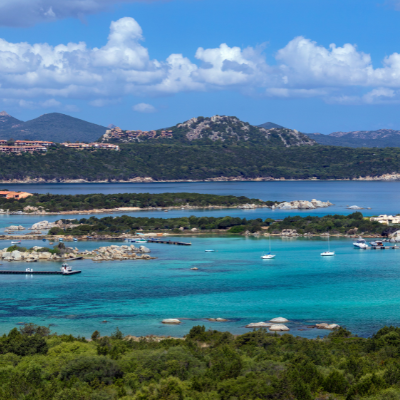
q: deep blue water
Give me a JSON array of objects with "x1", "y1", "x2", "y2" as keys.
[
  {"x1": 2, "y1": 180, "x2": 400, "y2": 216},
  {"x1": 1, "y1": 235, "x2": 399, "y2": 339}
]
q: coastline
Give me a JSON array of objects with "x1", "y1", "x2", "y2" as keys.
[{"x1": 0, "y1": 172, "x2": 400, "y2": 184}]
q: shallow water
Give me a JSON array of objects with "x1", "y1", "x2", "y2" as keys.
[{"x1": 1, "y1": 235, "x2": 399, "y2": 339}]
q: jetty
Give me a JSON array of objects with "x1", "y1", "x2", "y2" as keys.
[
  {"x1": 0, "y1": 270, "x2": 81, "y2": 275},
  {"x1": 147, "y1": 239, "x2": 191, "y2": 246}
]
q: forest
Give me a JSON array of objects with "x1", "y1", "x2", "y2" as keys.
[
  {"x1": 48, "y1": 212, "x2": 395, "y2": 236},
  {"x1": 0, "y1": 192, "x2": 270, "y2": 213},
  {"x1": 2, "y1": 323, "x2": 400, "y2": 399},
  {"x1": 0, "y1": 143, "x2": 400, "y2": 181}
]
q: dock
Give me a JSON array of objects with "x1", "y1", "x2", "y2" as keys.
[
  {"x1": 370, "y1": 246, "x2": 399, "y2": 250},
  {"x1": 0, "y1": 270, "x2": 81, "y2": 275},
  {"x1": 147, "y1": 239, "x2": 191, "y2": 246}
]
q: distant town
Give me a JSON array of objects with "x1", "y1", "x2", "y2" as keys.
[
  {"x1": 102, "y1": 126, "x2": 173, "y2": 142},
  {"x1": 0, "y1": 139, "x2": 119, "y2": 154}
]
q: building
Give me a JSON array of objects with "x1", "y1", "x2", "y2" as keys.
[
  {"x1": 0, "y1": 145, "x2": 47, "y2": 154},
  {"x1": 61, "y1": 142, "x2": 120, "y2": 151},
  {"x1": 0, "y1": 190, "x2": 33, "y2": 200},
  {"x1": 15, "y1": 140, "x2": 54, "y2": 147},
  {"x1": 370, "y1": 215, "x2": 400, "y2": 225}
]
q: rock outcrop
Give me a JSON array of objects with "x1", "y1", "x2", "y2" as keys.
[{"x1": 276, "y1": 199, "x2": 332, "y2": 210}]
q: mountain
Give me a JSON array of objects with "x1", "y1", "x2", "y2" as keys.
[
  {"x1": 0, "y1": 111, "x2": 24, "y2": 131},
  {"x1": 0, "y1": 112, "x2": 107, "y2": 143},
  {"x1": 306, "y1": 129, "x2": 400, "y2": 148},
  {"x1": 102, "y1": 115, "x2": 315, "y2": 147},
  {"x1": 257, "y1": 122, "x2": 285, "y2": 130}
]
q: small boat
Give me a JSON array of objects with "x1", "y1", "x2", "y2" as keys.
[
  {"x1": 25, "y1": 268, "x2": 33, "y2": 273},
  {"x1": 59, "y1": 238, "x2": 63, "y2": 242},
  {"x1": 135, "y1": 239, "x2": 147, "y2": 244},
  {"x1": 42, "y1": 238, "x2": 46, "y2": 242},
  {"x1": 205, "y1": 250, "x2": 215, "y2": 252},
  {"x1": 164, "y1": 210, "x2": 169, "y2": 212},
  {"x1": 73, "y1": 238, "x2": 78, "y2": 241},
  {"x1": 261, "y1": 253, "x2": 276, "y2": 259},
  {"x1": 370, "y1": 240, "x2": 384, "y2": 247},
  {"x1": 49, "y1": 242, "x2": 54, "y2": 245},
  {"x1": 11, "y1": 241, "x2": 21, "y2": 245},
  {"x1": 321, "y1": 235, "x2": 335, "y2": 256},
  {"x1": 191, "y1": 267, "x2": 198, "y2": 270},
  {"x1": 261, "y1": 236, "x2": 276, "y2": 259},
  {"x1": 60, "y1": 263, "x2": 76, "y2": 275},
  {"x1": 353, "y1": 237, "x2": 368, "y2": 249}
]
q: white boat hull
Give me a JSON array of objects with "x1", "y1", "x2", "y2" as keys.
[
  {"x1": 261, "y1": 255, "x2": 276, "y2": 259},
  {"x1": 321, "y1": 251, "x2": 335, "y2": 256}
]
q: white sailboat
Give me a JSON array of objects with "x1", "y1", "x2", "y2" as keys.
[
  {"x1": 261, "y1": 235, "x2": 276, "y2": 259},
  {"x1": 321, "y1": 234, "x2": 335, "y2": 256}
]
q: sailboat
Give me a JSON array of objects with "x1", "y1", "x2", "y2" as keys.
[
  {"x1": 261, "y1": 235, "x2": 276, "y2": 259},
  {"x1": 321, "y1": 234, "x2": 335, "y2": 256}
]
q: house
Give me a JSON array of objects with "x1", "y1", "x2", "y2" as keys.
[
  {"x1": 0, "y1": 190, "x2": 33, "y2": 200},
  {"x1": 370, "y1": 215, "x2": 400, "y2": 225}
]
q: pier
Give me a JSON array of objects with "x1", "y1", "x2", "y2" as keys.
[
  {"x1": 0, "y1": 270, "x2": 81, "y2": 275},
  {"x1": 147, "y1": 239, "x2": 191, "y2": 246}
]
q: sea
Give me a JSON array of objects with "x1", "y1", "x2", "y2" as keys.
[{"x1": 0, "y1": 181, "x2": 399, "y2": 339}]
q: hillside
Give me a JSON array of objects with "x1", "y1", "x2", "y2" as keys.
[
  {"x1": 307, "y1": 129, "x2": 400, "y2": 148},
  {"x1": 0, "y1": 143, "x2": 400, "y2": 181},
  {"x1": 101, "y1": 115, "x2": 315, "y2": 147},
  {"x1": 0, "y1": 112, "x2": 107, "y2": 143}
]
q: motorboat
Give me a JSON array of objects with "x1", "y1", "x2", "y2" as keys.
[
  {"x1": 370, "y1": 240, "x2": 384, "y2": 246},
  {"x1": 11, "y1": 241, "x2": 21, "y2": 245},
  {"x1": 321, "y1": 234, "x2": 335, "y2": 256},
  {"x1": 205, "y1": 250, "x2": 215, "y2": 252},
  {"x1": 60, "y1": 263, "x2": 74, "y2": 275},
  {"x1": 59, "y1": 238, "x2": 63, "y2": 242},
  {"x1": 134, "y1": 239, "x2": 147, "y2": 244},
  {"x1": 353, "y1": 237, "x2": 368, "y2": 249},
  {"x1": 73, "y1": 238, "x2": 78, "y2": 241}
]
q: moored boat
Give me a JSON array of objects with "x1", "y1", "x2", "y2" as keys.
[{"x1": 353, "y1": 237, "x2": 368, "y2": 249}]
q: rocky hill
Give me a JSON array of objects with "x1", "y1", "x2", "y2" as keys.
[
  {"x1": 307, "y1": 129, "x2": 400, "y2": 148},
  {"x1": 102, "y1": 115, "x2": 315, "y2": 147},
  {"x1": 257, "y1": 122, "x2": 285, "y2": 129},
  {"x1": 0, "y1": 112, "x2": 107, "y2": 143}
]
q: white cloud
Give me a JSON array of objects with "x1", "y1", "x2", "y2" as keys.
[
  {"x1": 0, "y1": 0, "x2": 170, "y2": 27},
  {"x1": 3, "y1": 18, "x2": 400, "y2": 107},
  {"x1": 133, "y1": 103, "x2": 156, "y2": 113}
]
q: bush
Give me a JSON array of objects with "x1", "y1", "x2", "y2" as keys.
[
  {"x1": 60, "y1": 355, "x2": 122, "y2": 384},
  {"x1": 228, "y1": 225, "x2": 245, "y2": 233}
]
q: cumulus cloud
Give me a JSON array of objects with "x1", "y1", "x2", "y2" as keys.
[
  {"x1": 3, "y1": 17, "x2": 400, "y2": 107},
  {"x1": 0, "y1": 0, "x2": 169, "y2": 27},
  {"x1": 133, "y1": 103, "x2": 156, "y2": 112}
]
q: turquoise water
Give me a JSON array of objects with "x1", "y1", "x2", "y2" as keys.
[{"x1": 1, "y1": 235, "x2": 400, "y2": 339}]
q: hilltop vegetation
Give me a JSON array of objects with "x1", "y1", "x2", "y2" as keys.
[
  {"x1": 0, "y1": 192, "x2": 270, "y2": 213},
  {"x1": 0, "y1": 143, "x2": 400, "y2": 181},
  {"x1": 3, "y1": 323, "x2": 400, "y2": 399}
]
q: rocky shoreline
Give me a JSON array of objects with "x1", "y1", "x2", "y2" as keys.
[
  {"x1": 0, "y1": 173, "x2": 399, "y2": 184},
  {"x1": 0, "y1": 244, "x2": 154, "y2": 262}
]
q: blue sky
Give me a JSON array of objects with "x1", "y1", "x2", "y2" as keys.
[{"x1": 1, "y1": 0, "x2": 400, "y2": 133}]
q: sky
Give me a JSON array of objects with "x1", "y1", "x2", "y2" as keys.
[{"x1": 1, "y1": 0, "x2": 400, "y2": 133}]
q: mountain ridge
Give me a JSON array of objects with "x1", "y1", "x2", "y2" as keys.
[
  {"x1": 306, "y1": 128, "x2": 400, "y2": 148},
  {"x1": 102, "y1": 115, "x2": 315, "y2": 148},
  {"x1": 0, "y1": 112, "x2": 107, "y2": 143}
]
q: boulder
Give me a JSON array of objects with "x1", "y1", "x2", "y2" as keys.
[
  {"x1": 162, "y1": 319, "x2": 181, "y2": 324},
  {"x1": 208, "y1": 318, "x2": 228, "y2": 322},
  {"x1": 245, "y1": 322, "x2": 272, "y2": 328},
  {"x1": 270, "y1": 317, "x2": 289, "y2": 323},
  {"x1": 269, "y1": 324, "x2": 290, "y2": 331},
  {"x1": 139, "y1": 246, "x2": 150, "y2": 253},
  {"x1": 316, "y1": 323, "x2": 340, "y2": 330},
  {"x1": 38, "y1": 252, "x2": 52, "y2": 260},
  {"x1": 11, "y1": 250, "x2": 22, "y2": 261}
]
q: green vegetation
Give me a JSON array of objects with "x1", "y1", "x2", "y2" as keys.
[
  {"x1": 6, "y1": 243, "x2": 66, "y2": 255},
  {"x1": 0, "y1": 143, "x2": 400, "y2": 181},
  {"x1": 271, "y1": 212, "x2": 399, "y2": 235},
  {"x1": 0, "y1": 192, "x2": 270, "y2": 213},
  {"x1": 3, "y1": 324, "x2": 400, "y2": 399},
  {"x1": 48, "y1": 212, "x2": 395, "y2": 237}
]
